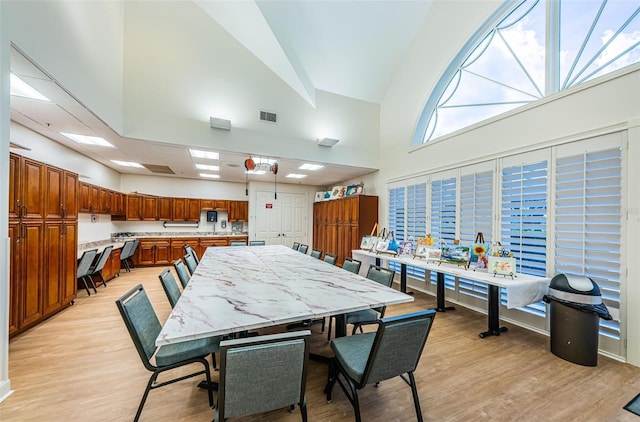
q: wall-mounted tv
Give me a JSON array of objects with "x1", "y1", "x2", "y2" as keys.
[{"x1": 206, "y1": 210, "x2": 218, "y2": 222}]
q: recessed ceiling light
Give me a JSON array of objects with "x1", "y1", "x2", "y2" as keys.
[
  {"x1": 286, "y1": 173, "x2": 307, "y2": 179},
  {"x1": 195, "y1": 164, "x2": 220, "y2": 171},
  {"x1": 200, "y1": 173, "x2": 220, "y2": 179},
  {"x1": 190, "y1": 149, "x2": 219, "y2": 160},
  {"x1": 10, "y1": 74, "x2": 50, "y2": 101},
  {"x1": 111, "y1": 160, "x2": 144, "y2": 168},
  {"x1": 246, "y1": 169, "x2": 267, "y2": 175},
  {"x1": 61, "y1": 132, "x2": 114, "y2": 147},
  {"x1": 299, "y1": 163, "x2": 324, "y2": 171}
]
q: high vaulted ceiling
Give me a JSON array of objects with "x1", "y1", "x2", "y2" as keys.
[{"x1": 9, "y1": 0, "x2": 435, "y2": 187}]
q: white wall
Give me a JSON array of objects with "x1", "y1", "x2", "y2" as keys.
[
  {"x1": 4, "y1": 0, "x2": 125, "y2": 133},
  {"x1": 10, "y1": 122, "x2": 121, "y2": 189},
  {"x1": 121, "y1": 1, "x2": 379, "y2": 169}
]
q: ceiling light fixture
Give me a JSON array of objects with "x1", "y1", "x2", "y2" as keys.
[
  {"x1": 286, "y1": 173, "x2": 307, "y2": 179},
  {"x1": 61, "y1": 132, "x2": 115, "y2": 147},
  {"x1": 200, "y1": 173, "x2": 220, "y2": 179},
  {"x1": 189, "y1": 149, "x2": 219, "y2": 160},
  {"x1": 195, "y1": 164, "x2": 220, "y2": 171},
  {"x1": 210, "y1": 116, "x2": 231, "y2": 130},
  {"x1": 318, "y1": 137, "x2": 340, "y2": 147},
  {"x1": 10, "y1": 73, "x2": 50, "y2": 101},
  {"x1": 111, "y1": 160, "x2": 144, "y2": 168},
  {"x1": 299, "y1": 163, "x2": 324, "y2": 171}
]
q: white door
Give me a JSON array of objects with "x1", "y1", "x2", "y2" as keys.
[{"x1": 254, "y1": 191, "x2": 307, "y2": 246}]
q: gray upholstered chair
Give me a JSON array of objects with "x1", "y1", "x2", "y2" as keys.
[
  {"x1": 229, "y1": 240, "x2": 247, "y2": 246},
  {"x1": 310, "y1": 248, "x2": 322, "y2": 259},
  {"x1": 184, "y1": 253, "x2": 198, "y2": 277},
  {"x1": 127, "y1": 238, "x2": 140, "y2": 269},
  {"x1": 341, "y1": 257, "x2": 362, "y2": 274},
  {"x1": 327, "y1": 264, "x2": 394, "y2": 340},
  {"x1": 172, "y1": 259, "x2": 190, "y2": 289},
  {"x1": 158, "y1": 269, "x2": 182, "y2": 309},
  {"x1": 89, "y1": 245, "x2": 113, "y2": 287},
  {"x1": 323, "y1": 253, "x2": 338, "y2": 265},
  {"x1": 346, "y1": 265, "x2": 395, "y2": 334},
  {"x1": 115, "y1": 284, "x2": 218, "y2": 422},
  {"x1": 249, "y1": 240, "x2": 266, "y2": 246},
  {"x1": 77, "y1": 249, "x2": 98, "y2": 296},
  {"x1": 291, "y1": 242, "x2": 300, "y2": 251},
  {"x1": 214, "y1": 330, "x2": 311, "y2": 422},
  {"x1": 298, "y1": 244, "x2": 309, "y2": 254},
  {"x1": 326, "y1": 310, "x2": 437, "y2": 422},
  {"x1": 119, "y1": 240, "x2": 135, "y2": 272},
  {"x1": 184, "y1": 244, "x2": 200, "y2": 265}
]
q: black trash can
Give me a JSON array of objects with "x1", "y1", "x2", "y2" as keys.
[{"x1": 543, "y1": 274, "x2": 612, "y2": 366}]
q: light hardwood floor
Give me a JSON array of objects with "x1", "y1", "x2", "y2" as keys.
[{"x1": 2, "y1": 266, "x2": 640, "y2": 422}]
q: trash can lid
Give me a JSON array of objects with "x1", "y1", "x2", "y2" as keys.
[{"x1": 549, "y1": 274, "x2": 602, "y2": 305}]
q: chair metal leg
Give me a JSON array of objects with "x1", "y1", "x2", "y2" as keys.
[
  {"x1": 135, "y1": 372, "x2": 158, "y2": 422},
  {"x1": 79, "y1": 277, "x2": 91, "y2": 296},
  {"x1": 408, "y1": 371, "x2": 423, "y2": 422},
  {"x1": 300, "y1": 401, "x2": 308, "y2": 422},
  {"x1": 82, "y1": 275, "x2": 97, "y2": 294},
  {"x1": 327, "y1": 317, "x2": 333, "y2": 341},
  {"x1": 98, "y1": 271, "x2": 107, "y2": 287}
]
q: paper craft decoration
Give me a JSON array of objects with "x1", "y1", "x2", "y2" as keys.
[
  {"x1": 440, "y1": 240, "x2": 470, "y2": 268},
  {"x1": 360, "y1": 235, "x2": 378, "y2": 250},
  {"x1": 399, "y1": 241, "x2": 413, "y2": 256},
  {"x1": 488, "y1": 256, "x2": 516, "y2": 278},
  {"x1": 470, "y1": 232, "x2": 490, "y2": 268}
]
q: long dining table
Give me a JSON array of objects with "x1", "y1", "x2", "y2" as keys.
[{"x1": 156, "y1": 245, "x2": 413, "y2": 347}]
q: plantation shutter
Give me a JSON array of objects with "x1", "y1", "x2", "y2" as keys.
[
  {"x1": 459, "y1": 168, "x2": 493, "y2": 301},
  {"x1": 388, "y1": 186, "x2": 406, "y2": 273},
  {"x1": 430, "y1": 176, "x2": 457, "y2": 290},
  {"x1": 406, "y1": 182, "x2": 427, "y2": 278},
  {"x1": 555, "y1": 145, "x2": 622, "y2": 341},
  {"x1": 501, "y1": 158, "x2": 548, "y2": 316}
]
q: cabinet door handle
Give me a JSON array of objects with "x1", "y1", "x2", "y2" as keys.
[
  {"x1": 23, "y1": 205, "x2": 28, "y2": 217},
  {"x1": 22, "y1": 223, "x2": 27, "y2": 239}
]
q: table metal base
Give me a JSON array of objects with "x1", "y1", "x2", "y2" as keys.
[
  {"x1": 430, "y1": 272, "x2": 455, "y2": 313},
  {"x1": 479, "y1": 284, "x2": 508, "y2": 338}
]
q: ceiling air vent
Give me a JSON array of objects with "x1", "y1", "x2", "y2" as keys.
[
  {"x1": 142, "y1": 164, "x2": 175, "y2": 175},
  {"x1": 259, "y1": 110, "x2": 277, "y2": 123}
]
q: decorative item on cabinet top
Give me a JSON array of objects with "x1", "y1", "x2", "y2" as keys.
[{"x1": 315, "y1": 182, "x2": 364, "y2": 202}]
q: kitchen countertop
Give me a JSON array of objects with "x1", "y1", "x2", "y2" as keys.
[{"x1": 78, "y1": 232, "x2": 248, "y2": 258}]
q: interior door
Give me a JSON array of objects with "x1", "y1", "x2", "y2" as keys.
[{"x1": 254, "y1": 191, "x2": 307, "y2": 246}]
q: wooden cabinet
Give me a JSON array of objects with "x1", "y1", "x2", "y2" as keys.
[
  {"x1": 111, "y1": 191, "x2": 125, "y2": 216},
  {"x1": 201, "y1": 199, "x2": 228, "y2": 210},
  {"x1": 9, "y1": 153, "x2": 79, "y2": 337},
  {"x1": 79, "y1": 182, "x2": 101, "y2": 214},
  {"x1": 158, "y1": 197, "x2": 173, "y2": 221},
  {"x1": 313, "y1": 195, "x2": 378, "y2": 266},
  {"x1": 99, "y1": 187, "x2": 111, "y2": 214},
  {"x1": 125, "y1": 193, "x2": 161, "y2": 220},
  {"x1": 43, "y1": 221, "x2": 77, "y2": 317},
  {"x1": 198, "y1": 237, "x2": 232, "y2": 257},
  {"x1": 172, "y1": 198, "x2": 200, "y2": 221},
  {"x1": 171, "y1": 238, "x2": 199, "y2": 261},
  {"x1": 10, "y1": 154, "x2": 46, "y2": 220},
  {"x1": 228, "y1": 200, "x2": 248, "y2": 222},
  {"x1": 45, "y1": 166, "x2": 77, "y2": 219},
  {"x1": 135, "y1": 239, "x2": 171, "y2": 265}
]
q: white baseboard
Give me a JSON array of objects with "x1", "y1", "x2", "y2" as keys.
[{"x1": 0, "y1": 379, "x2": 13, "y2": 403}]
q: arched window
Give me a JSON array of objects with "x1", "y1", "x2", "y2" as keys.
[{"x1": 413, "y1": 0, "x2": 640, "y2": 146}]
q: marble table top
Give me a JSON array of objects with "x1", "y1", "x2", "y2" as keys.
[{"x1": 156, "y1": 245, "x2": 413, "y2": 345}]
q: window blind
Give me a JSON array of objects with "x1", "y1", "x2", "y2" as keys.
[
  {"x1": 406, "y1": 183, "x2": 427, "y2": 278},
  {"x1": 431, "y1": 177, "x2": 457, "y2": 290},
  {"x1": 555, "y1": 147, "x2": 622, "y2": 340},
  {"x1": 459, "y1": 170, "x2": 493, "y2": 300},
  {"x1": 388, "y1": 186, "x2": 406, "y2": 273},
  {"x1": 501, "y1": 159, "x2": 548, "y2": 316}
]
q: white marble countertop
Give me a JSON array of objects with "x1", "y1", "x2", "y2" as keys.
[
  {"x1": 156, "y1": 245, "x2": 413, "y2": 346},
  {"x1": 352, "y1": 249, "x2": 550, "y2": 309}
]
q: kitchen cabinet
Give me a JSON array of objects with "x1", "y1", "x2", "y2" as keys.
[
  {"x1": 201, "y1": 199, "x2": 228, "y2": 210},
  {"x1": 171, "y1": 238, "x2": 199, "y2": 261},
  {"x1": 44, "y1": 165, "x2": 78, "y2": 220},
  {"x1": 99, "y1": 187, "x2": 111, "y2": 214},
  {"x1": 172, "y1": 198, "x2": 201, "y2": 221},
  {"x1": 111, "y1": 191, "x2": 125, "y2": 216},
  {"x1": 100, "y1": 247, "x2": 121, "y2": 283},
  {"x1": 9, "y1": 153, "x2": 79, "y2": 337},
  {"x1": 198, "y1": 237, "x2": 230, "y2": 257},
  {"x1": 157, "y1": 197, "x2": 173, "y2": 221},
  {"x1": 228, "y1": 200, "x2": 248, "y2": 222},
  {"x1": 125, "y1": 194, "x2": 160, "y2": 220},
  {"x1": 79, "y1": 182, "x2": 91, "y2": 213},
  {"x1": 135, "y1": 238, "x2": 171, "y2": 265},
  {"x1": 312, "y1": 195, "x2": 378, "y2": 266},
  {"x1": 43, "y1": 221, "x2": 77, "y2": 316}
]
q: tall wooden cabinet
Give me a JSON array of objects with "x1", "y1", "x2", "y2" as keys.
[
  {"x1": 313, "y1": 195, "x2": 378, "y2": 266},
  {"x1": 9, "y1": 153, "x2": 78, "y2": 337}
]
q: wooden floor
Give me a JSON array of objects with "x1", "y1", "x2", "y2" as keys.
[{"x1": 2, "y1": 266, "x2": 640, "y2": 422}]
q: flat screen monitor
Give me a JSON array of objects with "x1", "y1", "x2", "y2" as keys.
[{"x1": 207, "y1": 210, "x2": 218, "y2": 222}]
